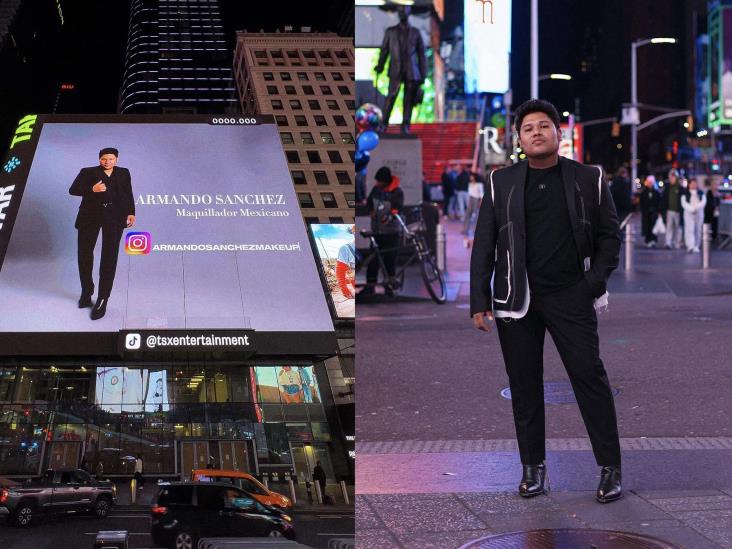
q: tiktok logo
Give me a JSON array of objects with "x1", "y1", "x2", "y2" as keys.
[{"x1": 476, "y1": 0, "x2": 494, "y2": 24}]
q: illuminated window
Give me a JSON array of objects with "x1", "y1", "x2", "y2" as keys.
[
  {"x1": 320, "y1": 132, "x2": 335, "y2": 144},
  {"x1": 321, "y1": 192, "x2": 338, "y2": 208},
  {"x1": 340, "y1": 133, "x2": 354, "y2": 144},
  {"x1": 300, "y1": 132, "x2": 315, "y2": 144},
  {"x1": 315, "y1": 72, "x2": 326, "y2": 81}
]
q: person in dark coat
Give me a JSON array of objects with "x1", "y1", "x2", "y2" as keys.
[
  {"x1": 69, "y1": 147, "x2": 135, "y2": 320},
  {"x1": 361, "y1": 167, "x2": 405, "y2": 296},
  {"x1": 610, "y1": 167, "x2": 632, "y2": 228},
  {"x1": 312, "y1": 461, "x2": 327, "y2": 499},
  {"x1": 704, "y1": 180, "x2": 721, "y2": 241},
  {"x1": 440, "y1": 165, "x2": 455, "y2": 219},
  {"x1": 639, "y1": 175, "x2": 661, "y2": 247}
]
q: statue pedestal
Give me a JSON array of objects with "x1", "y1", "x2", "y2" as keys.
[{"x1": 367, "y1": 133, "x2": 422, "y2": 206}]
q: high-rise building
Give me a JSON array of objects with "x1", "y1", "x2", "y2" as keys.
[
  {"x1": 234, "y1": 31, "x2": 355, "y2": 224},
  {"x1": 120, "y1": 0, "x2": 238, "y2": 114}
]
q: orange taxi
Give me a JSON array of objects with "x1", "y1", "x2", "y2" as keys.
[{"x1": 191, "y1": 469, "x2": 293, "y2": 509}]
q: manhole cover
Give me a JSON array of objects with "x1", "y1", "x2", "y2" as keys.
[
  {"x1": 501, "y1": 381, "x2": 620, "y2": 404},
  {"x1": 459, "y1": 529, "x2": 680, "y2": 549}
]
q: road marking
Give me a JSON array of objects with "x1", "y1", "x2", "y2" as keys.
[
  {"x1": 84, "y1": 532, "x2": 149, "y2": 535},
  {"x1": 317, "y1": 533, "x2": 355, "y2": 536},
  {"x1": 317, "y1": 515, "x2": 354, "y2": 519}
]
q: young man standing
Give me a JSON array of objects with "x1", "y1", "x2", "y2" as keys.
[{"x1": 470, "y1": 99, "x2": 622, "y2": 503}]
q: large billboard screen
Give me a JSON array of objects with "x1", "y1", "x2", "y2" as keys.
[
  {"x1": 0, "y1": 115, "x2": 335, "y2": 355},
  {"x1": 95, "y1": 366, "x2": 170, "y2": 413},
  {"x1": 311, "y1": 224, "x2": 355, "y2": 319},
  {"x1": 464, "y1": 0, "x2": 512, "y2": 94}
]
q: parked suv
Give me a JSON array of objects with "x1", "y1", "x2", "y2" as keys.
[
  {"x1": 0, "y1": 468, "x2": 116, "y2": 527},
  {"x1": 151, "y1": 482, "x2": 296, "y2": 549}
]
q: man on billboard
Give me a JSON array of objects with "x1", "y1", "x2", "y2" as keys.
[
  {"x1": 69, "y1": 148, "x2": 135, "y2": 320},
  {"x1": 470, "y1": 99, "x2": 623, "y2": 504}
]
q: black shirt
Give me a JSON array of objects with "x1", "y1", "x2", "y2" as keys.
[{"x1": 525, "y1": 164, "x2": 583, "y2": 294}]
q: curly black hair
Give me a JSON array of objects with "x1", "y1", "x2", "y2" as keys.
[{"x1": 514, "y1": 99, "x2": 561, "y2": 132}]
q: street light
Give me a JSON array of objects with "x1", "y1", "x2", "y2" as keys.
[
  {"x1": 630, "y1": 37, "x2": 677, "y2": 185},
  {"x1": 539, "y1": 73, "x2": 573, "y2": 81}
]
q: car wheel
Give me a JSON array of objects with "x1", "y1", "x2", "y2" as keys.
[
  {"x1": 13, "y1": 504, "x2": 33, "y2": 528},
  {"x1": 94, "y1": 497, "x2": 111, "y2": 519},
  {"x1": 267, "y1": 528, "x2": 284, "y2": 537},
  {"x1": 173, "y1": 528, "x2": 195, "y2": 549}
]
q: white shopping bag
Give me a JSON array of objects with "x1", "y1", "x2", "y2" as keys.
[{"x1": 652, "y1": 216, "x2": 666, "y2": 236}]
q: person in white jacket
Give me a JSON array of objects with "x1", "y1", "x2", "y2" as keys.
[{"x1": 681, "y1": 178, "x2": 706, "y2": 253}]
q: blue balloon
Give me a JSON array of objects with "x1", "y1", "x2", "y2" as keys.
[
  {"x1": 355, "y1": 150, "x2": 370, "y2": 172},
  {"x1": 357, "y1": 130, "x2": 379, "y2": 152}
]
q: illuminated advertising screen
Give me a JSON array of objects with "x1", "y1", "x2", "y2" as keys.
[
  {"x1": 464, "y1": 0, "x2": 512, "y2": 93},
  {"x1": 0, "y1": 115, "x2": 335, "y2": 355},
  {"x1": 253, "y1": 365, "x2": 321, "y2": 406},
  {"x1": 95, "y1": 366, "x2": 170, "y2": 413},
  {"x1": 311, "y1": 224, "x2": 355, "y2": 319}
]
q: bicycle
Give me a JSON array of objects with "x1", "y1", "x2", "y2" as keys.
[{"x1": 356, "y1": 206, "x2": 447, "y2": 304}]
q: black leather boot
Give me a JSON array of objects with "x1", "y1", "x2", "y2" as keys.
[
  {"x1": 596, "y1": 466, "x2": 622, "y2": 503},
  {"x1": 518, "y1": 463, "x2": 549, "y2": 497},
  {"x1": 90, "y1": 297, "x2": 108, "y2": 320},
  {"x1": 78, "y1": 294, "x2": 93, "y2": 308}
]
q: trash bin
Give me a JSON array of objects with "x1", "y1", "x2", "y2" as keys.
[{"x1": 94, "y1": 530, "x2": 129, "y2": 549}]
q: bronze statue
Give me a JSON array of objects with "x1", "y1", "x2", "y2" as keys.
[{"x1": 374, "y1": 6, "x2": 427, "y2": 134}]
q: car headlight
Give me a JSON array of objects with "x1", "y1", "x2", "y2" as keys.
[{"x1": 281, "y1": 514, "x2": 293, "y2": 523}]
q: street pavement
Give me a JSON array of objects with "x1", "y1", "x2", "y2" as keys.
[{"x1": 356, "y1": 215, "x2": 732, "y2": 548}]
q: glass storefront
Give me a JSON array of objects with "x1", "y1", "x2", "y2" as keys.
[{"x1": 0, "y1": 363, "x2": 335, "y2": 481}]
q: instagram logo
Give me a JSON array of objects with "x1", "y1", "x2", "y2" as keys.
[{"x1": 125, "y1": 232, "x2": 151, "y2": 255}]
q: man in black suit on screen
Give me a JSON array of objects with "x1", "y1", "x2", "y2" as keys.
[{"x1": 69, "y1": 147, "x2": 135, "y2": 320}]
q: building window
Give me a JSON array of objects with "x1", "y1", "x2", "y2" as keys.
[
  {"x1": 287, "y1": 50, "x2": 299, "y2": 59},
  {"x1": 267, "y1": 85, "x2": 278, "y2": 94},
  {"x1": 286, "y1": 150, "x2": 300, "y2": 163},
  {"x1": 336, "y1": 171, "x2": 351, "y2": 185},
  {"x1": 255, "y1": 50, "x2": 267, "y2": 58},
  {"x1": 263, "y1": 72, "x2": 274, "y2": 81},
  {"x1": 271, "y1": 99, "x2": 283, "y2": 110},
  {"x1": 340, "y1": 133, "x2": 354, "y2": 144},
  {"x1": 333, "y1": 115, "x2": 347, "y2": 127},
  {"x1": 335, "y1": 50, "x2": 348, "y2": 59},
  {"x1": 307, "y1": 151, "x2": 322, "y2": 163},
  {"x1": 295, "y1": 115, "x2": 308, "y2": 127},
  {"x1": 308, "y1": 100, "x2": 321, "y2": 110},
  {"x1": 297, "y1": 72, "x2": 309, "y2": 81},
  {"x1": 321, "y1": 86, "x2": 333, "y2": 95},
  {"x1": 337, "y1": 85, "x2": 350, "y2": 95},
  {"x1": 280, "y1": 72, "x2": 292, "y2": 81},
  {"x1": 275, "y1": 115, "x2": 288, "y2": 126},
  {"x1": 315, "y1": 72, "x2": 326, "y2": 81},
  {"x1": 326, "y1": 100, "x2": 339, "y2": 110},
  {"x1": 321, "y1": 192, "x2": 338, "y2": 208},
  {"x1": 329, "y1": 216, "x2": 344, "y2": 223},
  {"x1": 333, "y1": 73, "x2": 344, "y2": 81},
  {"x1": 345, "y1": 100, "x2": 355, "y2": 110},
  {"x1": 300, "y1": 132, "x2": 315, "y2": 144},
  {"x1": 291, "y1": 170, "x2": 307, "y2": 185},
  {"x1": 298, "y1": 193, "x2": 315, "y2": 208},
  {"x1": 290, "y1": 100, "x2": 302, "y2": 110},
  {"x1": 320, "y1": 132, "x2": 335, "y2": 144},
  {"x1": 344, "y1": 192, "x2": 356, "y2": 207},
  {"x1": 305, "y1": 216, "x2": 319, "y2": 224},
  {"x1": 285, "y1": 85, "x2": 296, "y2": 95},
  {"x1": 327, "y1": 150, "x2": 342, "y2": 163},
  {"x1": 303, "y1": 50, "x2": 315, "y2": 58},
  {"x1": 280, "y1": 132, "x2": 294, "y2": 144},
  {"x1": 319, "y1": 51, "x2": 332, "y2": 59},
  {"x1": 303, "y1": 85, "x2": 314, "y2": 95},
  {"x1": 314, "y1": 115, "x2": 327, "y2": 126},
  {"x1": 271, "y1": 49, "x2": 284, "y2": 58},
  {"x1": 314, "y1": 171, "x2": 330, "y2": 185}
]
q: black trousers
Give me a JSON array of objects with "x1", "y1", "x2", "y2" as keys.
[
  {"x1": 77, "y1": 218, "x2": 125, "y2": 299},
  {"x1": 366, "y1": 234, "x2": 400, "y2": 285},
  {"x1": 496, "y1": 280, "x2": 621, "y2": 467},
  {"x1": 383, "y1": 76, "x2": 420, "y2": 129}
]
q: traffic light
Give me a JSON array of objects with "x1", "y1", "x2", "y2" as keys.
[{"x1": 611, "y1": 122, "x2": 621, "y2": 137}]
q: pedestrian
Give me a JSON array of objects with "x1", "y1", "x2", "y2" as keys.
[
  {"x1": 312, "y1": 460, "x2": 327, "y2": 500},
  {"x1": 361, "y1": 166, "x2": 405, "y2": 296},
  {"x1": 440, "y1": 164, "x2": 455, "y2": 219},
  {"x1": 422, "y1": 171, "x2": 432, "y2": 203},
  {"x1": 455, "y1": 164, "x2": 471, "y2": 220},
  {"x1": 95, "y1": 461, "x2": 104, "y2": 480},
  {"x1": 660, "y1": 169, "x2": 683, "y2": 249},
  {"x1": 704, "y1": 179, "x2": 721, "y2": 241},
  {"x1": 462, "y1": 172, "x2": 484, "y2": 238},
  {"x1": 470, "y1": 98, "x2": 623, "y2": 504},
  {"x1": 610, "y1": 167, "x2": 632, "y2": 229},
  {"x1": 134, "y1": 453, "x2": 144, "y2": 488},
  {"x1": 639, "y1": 175, "x2": 661, "y2": 248},
  {"x1": 681, "y1": 178, "x2": 706, "y2": 253}
]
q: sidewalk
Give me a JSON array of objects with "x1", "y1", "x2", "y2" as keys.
[
  {"x1": 113, "y1": 480, "x2": 355, "y2": 513},
  {"x1": 356, "y1": 215, "x2": 732, "y2": 548}
]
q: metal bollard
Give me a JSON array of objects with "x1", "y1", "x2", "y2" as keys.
[
  {"x1": 288, "y1": 479, "x2": 297, "y2": 505},
  {"x1": 340, "y1": 481, "x2": 350, "y2": 505},
  {"x1": 703, "y1": 223, "x2": 712, "y2": 269},
  {"x1": 313, "y1": 480, "x2": 323, "y2": 504},
  {"x1": 262, "y1": 475, "x2": 269, "y2": 490},
  {"x1": 436, "y1": 223, "x2": 447, "y2": 273},
  {"x1": 130, "y1": 478, "x2": 137, "y2": 504},
  {"x1": 624, "y1": 223, "x2": 634, "y2": 271}
]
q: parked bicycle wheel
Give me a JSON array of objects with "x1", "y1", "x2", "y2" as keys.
[{"x1": 420, "y1": 253, "x2": 446, "y2": 303}]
